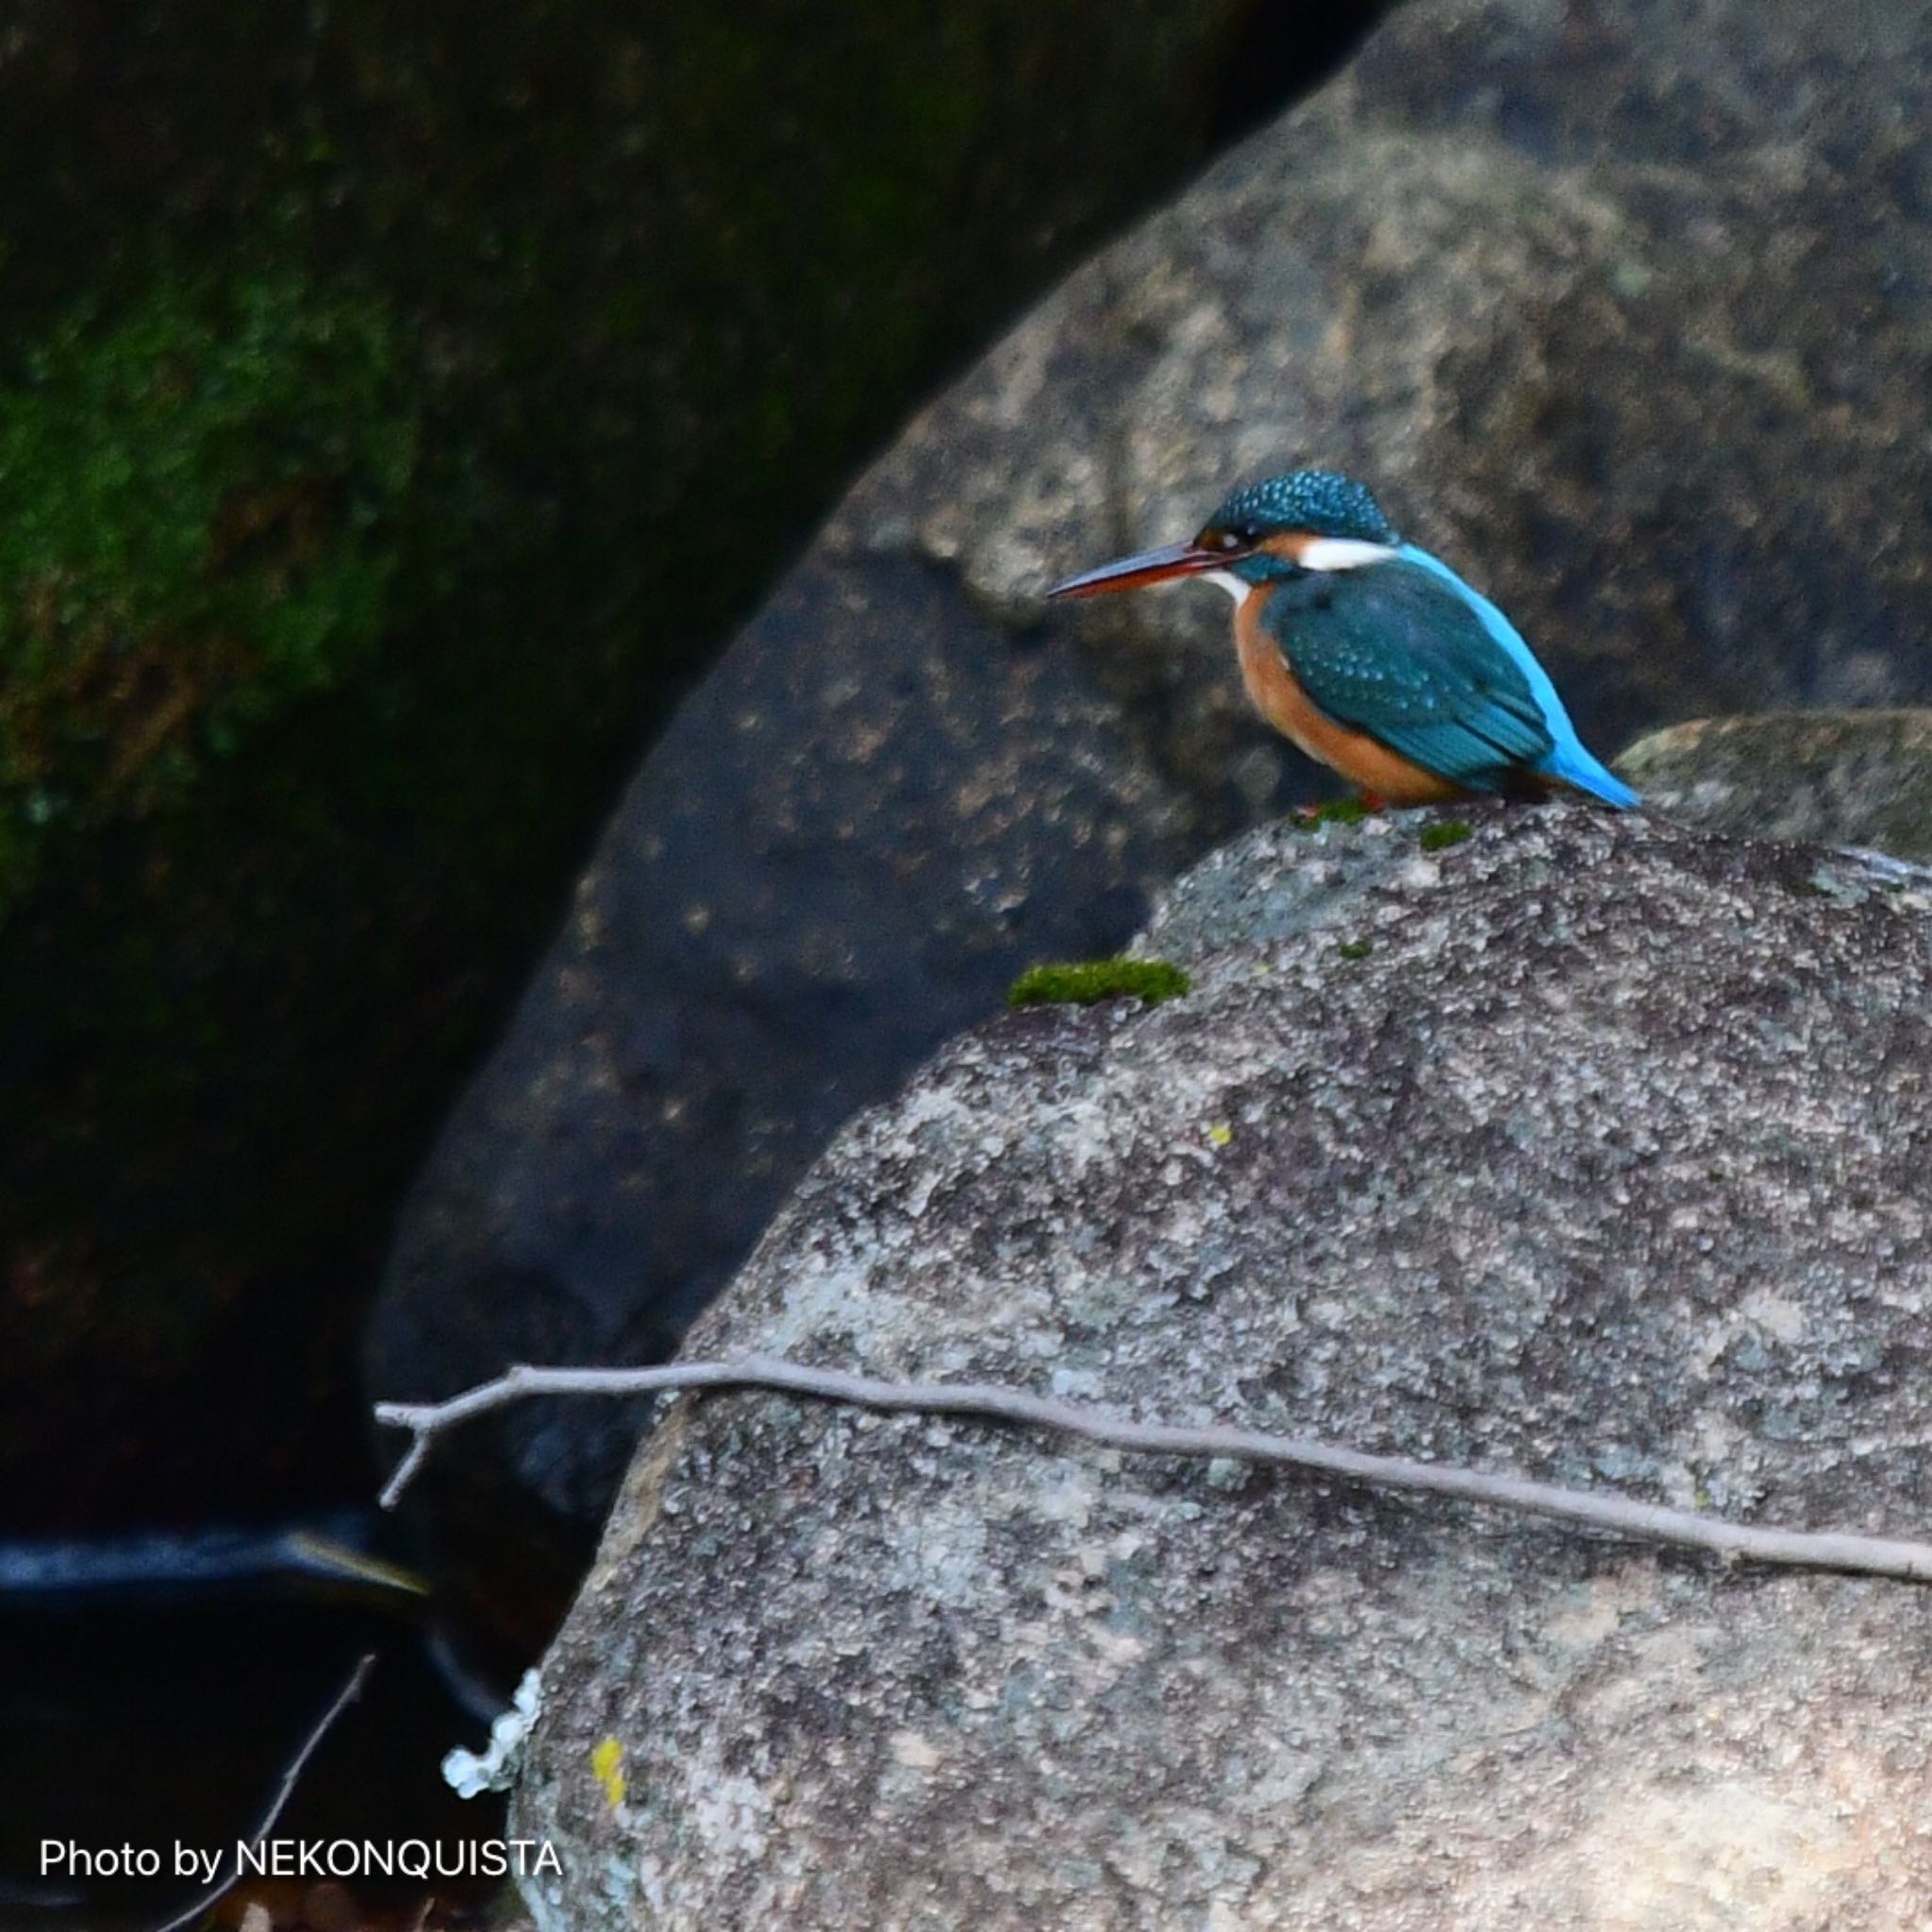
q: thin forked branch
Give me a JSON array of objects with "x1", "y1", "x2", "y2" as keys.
[{"x1": 375, "y1": 1356, "x2": 1932, "y2": 1583}]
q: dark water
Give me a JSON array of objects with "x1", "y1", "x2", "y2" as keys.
[{"x1": 0, "y1": 1544, "x2": 505, "y2": 1931}]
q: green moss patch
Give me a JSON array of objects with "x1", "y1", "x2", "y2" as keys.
[
  {"x1": 1294, "y1": 796, "x2": 1369, "y2": 829},
  {"x1": 1419, "y1": 819, "x2": 1474, "y2": 852},
  {"x1": 1008, "y1": 957, "x2": 1192, "y2": 1008},
  {"x1": 0, "y1": 267, "x2": 440, "y2": 913}
]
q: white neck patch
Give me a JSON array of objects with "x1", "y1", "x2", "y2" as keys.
[
  {"x1": 1297, "y1": 538, "x2": 1397, "y2": 572},
  {"x1": 1204, "y1": 570, "x2": 1251, "y2": 607}
]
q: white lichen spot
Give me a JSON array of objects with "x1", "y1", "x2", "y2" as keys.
[
  {"x1": 1739, "y1": 1287, "x2": 1808, "y2": 1343},
  {"x1": 688, "y1": 1765, "x2": 774, "y2": 1862},
  {"x1": 1033, "y1": 1473, "x2": 1099, "y2": 1528},
  {"x1": 1088, "y1": 1625, "x2": 1151, "y2": 1668},
  {"x1": 441, "y1": 1667, "x2": 542, "y2": 1798},
  {"x1": 890, "y1": 1729, "x2": 944, "y2": 1771}
]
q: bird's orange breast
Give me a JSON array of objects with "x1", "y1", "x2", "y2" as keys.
[{"x1": 1233, "y1": 591, "x2": 1464, "y2": 806}]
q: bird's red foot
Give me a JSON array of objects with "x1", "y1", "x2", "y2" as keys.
[{"x1": 1356, "y1": 791, "x2": 1388, "y2": 815}]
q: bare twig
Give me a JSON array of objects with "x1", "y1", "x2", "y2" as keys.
[
  {"x1": 375, "y1": 1356, "x2": 1932, "y2": 1582},
  {"x1": 148, "y1": 1653, "x2": 377, "y2": 1932}
]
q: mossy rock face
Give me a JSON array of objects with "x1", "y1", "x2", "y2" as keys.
[
  {"x1": 0, "y1": 270, "x2": 448, "y2": 913},
  {"x1": 0, "y1": 265, "x2": 470, "y2": 1514},
  {"x1": 0, "y1": 0, "x2": 1347, "y2": 1527}
]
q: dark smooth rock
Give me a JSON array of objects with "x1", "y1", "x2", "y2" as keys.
[
  {"x1": 369, "y1": 553, "x2": 1200, "y2": 1545},
  {"x1": 515, "y1": 806, "x2": 1932, "y2": 1927}
]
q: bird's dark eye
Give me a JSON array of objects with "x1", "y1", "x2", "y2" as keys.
[{"x1": 1199, "y1": 527, "x2": 1244, "y2": 553}]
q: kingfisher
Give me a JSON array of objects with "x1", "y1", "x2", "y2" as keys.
[{"x1": 1046, "y1": 469, "x2": 1638, "y2": 809}]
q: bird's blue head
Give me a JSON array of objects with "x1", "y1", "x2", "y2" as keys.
[
  {"x1": 1045, "y1": 468, "x2": 1400, "y2": 600},
  {"x1": 1204, "y1": 470, "x2": 1396, "y2": 548}
]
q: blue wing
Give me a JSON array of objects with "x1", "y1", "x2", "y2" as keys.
[
  {"x1": 1395, "y1": 545, "x2": 1638, "y2": 808},
  {"x1": 1261, "y1": 551, "x2": 1638, "y2": 807}
]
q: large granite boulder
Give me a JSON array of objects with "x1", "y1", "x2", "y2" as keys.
[
  {"x1": 514, "y1": 806, "x2": 1932, "y2": 1929},
  {"x1": 372, "y1": 0, "x2": 1932, "y2": 1569},
  {"x1": 0, "y1": 0, "x2": 1305, "y2": 1529}
]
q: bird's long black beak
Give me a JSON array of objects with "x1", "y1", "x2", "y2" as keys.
[{"x1": 1044, "y1": 541, "x2": 1233, "y2": 600}]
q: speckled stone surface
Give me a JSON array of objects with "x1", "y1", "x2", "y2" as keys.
[
  {"x1": 373, "y1": 0, "x2": 1932, "y2": 1568},
  {"x1": 514, "y1": 807, "x2": 1932, "y2": 1930},
  {"x1": 1618, "y1": 711, "x2": 1932, "y2": 860}
]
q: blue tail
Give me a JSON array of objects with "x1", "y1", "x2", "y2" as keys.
[
  {"x1": 1397, "y1": 544, "x2": 1640, "y2": 808},
  {"x1": 1543, "y1": 741, "x2": 1641, "y2": 809}
]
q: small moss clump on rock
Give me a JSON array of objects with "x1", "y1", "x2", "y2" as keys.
[
  {"x1": 1337, "y1": 937, "x2": 1374, "y2": 959},
  {"x1": 1295, "y1": 797, "x2": 1369, "y2": 829},
  {"x1": 1007, "y1": 957, "x2": 1191, "y2": 1008},
  {"x1": 1419, "y1": 820, "x2": 1474, "y2": 852}
]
